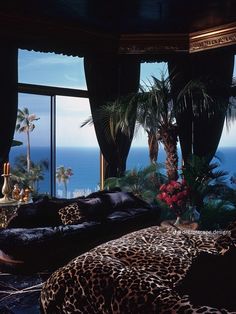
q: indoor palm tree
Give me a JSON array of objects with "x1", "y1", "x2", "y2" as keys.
[
  {"x1": 82, "y1": 74, "x2": 235, "y2": 182},
  {"x1": 93, "y1": 74, "x2": 179, "y2": 181},
  {"x1": 81, "y1": 74, "x2": 177, "y2": 178},
  {"x1": 15, "y1": 107, "x2": 40, "y2": 172},
  {"x1": 135, "y1": 74, "x2": 179, "y2": 180},
  {"x1": 105, "y1": 163, "x2": 167, "y2": 202}
]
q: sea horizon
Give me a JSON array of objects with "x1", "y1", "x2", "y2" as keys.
[{"x1": 9, "y1": 146, "x2": 236, "y2": 196}]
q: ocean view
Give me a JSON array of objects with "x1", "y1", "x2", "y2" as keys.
[{"x1": 9, "y1": 146, "x2": 236, "y2": 196}]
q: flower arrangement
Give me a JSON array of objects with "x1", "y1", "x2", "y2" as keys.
[{"x1": 157, "y1": 180, "x2": 189, "y2": 218}]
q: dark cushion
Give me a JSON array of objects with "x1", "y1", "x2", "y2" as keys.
[
  {"x1": 87, "y1": 187, "x2": 121, "y2": 198},
  {"x1": 102, "y1": 191, "x2": 151, "y2": 211},
  {"x1": 0, "y1": 221, "x2": 102, "y2": 268},
  {"x1": 7, "y1": 196, "x2": 84, "y2": 228},
  {"x1": 106, "y1": 210, "x2": 133, "y2": 221},
  {"x1": 6, "y1": 191, "x2": 152, "y2": 229},
  {"x1": 76, "y1": 197, "x2": 106, "y2": 219},
  {"x1": 58, "y1": 197, "x2": 106, "y2": 225}
]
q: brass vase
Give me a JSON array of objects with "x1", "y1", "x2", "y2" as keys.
[{"x1": 0, "y1": 174, "x2": 16, "y2": 204}]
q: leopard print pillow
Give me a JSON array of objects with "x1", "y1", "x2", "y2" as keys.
[{"x1": 59, "y1": 203, "x2": 84, "y2": 225}]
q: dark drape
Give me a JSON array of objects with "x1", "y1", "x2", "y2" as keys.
[
  {"x1": 84, "y1": 55, "x2": 140, "y2": 178},
  {"x1": 0, "y1": 46, "x2": 18, "y2": 186},
  {"x1": 168, "y1": 50, "x2": 234, "y2": 163}
]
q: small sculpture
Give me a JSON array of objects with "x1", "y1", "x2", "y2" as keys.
[
  {"x1": 12, "y1": 184, "x2": 21, "y2": 201},
  {"x1": 23, "y1": 187, "x2": 31, "y2": 202}
]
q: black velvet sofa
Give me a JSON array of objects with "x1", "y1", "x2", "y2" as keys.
[{"x1": 0, "y1": 189, "x2": 160, "y2": 273}]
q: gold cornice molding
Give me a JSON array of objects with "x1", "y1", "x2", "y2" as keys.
[
  {"x1": 119, "y1": 23, "x2": 236, "y2": 55},
  {"x1": 189, "y1": 22, "x2": 236, "y2": 53},
  {"x1": 119, "y1": 33, "x2": 188, "y2": 54}
]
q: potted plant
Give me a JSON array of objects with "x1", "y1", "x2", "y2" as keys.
[{"x1": 157, "y1": 179, "x2": 190, "y2": 225}]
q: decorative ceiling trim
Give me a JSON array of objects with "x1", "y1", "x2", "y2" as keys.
[
  {"x1": 119, "y1": 33, "x2": 188, "y2": 54},
  {"x1": 0, "y1": 12, "x2": 236, "y2": 56},
  {"x1": 189, "y1": 22, "x2": 236, "y2": 53}
]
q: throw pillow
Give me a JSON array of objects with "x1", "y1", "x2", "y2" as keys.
[
  {"x1": 76, "y1": 197, "x2": 106, "y2": 219},
  {"x1": 102, "y1": 191, "x2": 151, "y2": 210},
  {"x1": 59, "y1": 203, "x2": 84, "y2": 225}
]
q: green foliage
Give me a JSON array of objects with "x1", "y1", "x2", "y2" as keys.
[
  {"x1": 182, "y1": 155, "x2": 228, "y2": 209},
  {"x1": 105, "y1": 164, "x2": 167, "y2": 203},
  {"x1": 200, "y1": 200, "x2": 236, "y2": 231},
  {"x1": 15, "y1": 107, "x2": 40, "y2": 133},
  {"x1": 223, "y1": 186, "x2": 236, "y2": 207},
  {"x1": 11, "y1": 154, "x2": 49, "y2": 195}
]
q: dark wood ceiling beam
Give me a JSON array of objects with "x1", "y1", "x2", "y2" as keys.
[{"x1": 0, "y1": 13, "x2": 119, "y2": 56}]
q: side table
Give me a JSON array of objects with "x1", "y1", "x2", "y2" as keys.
[{"x1": 0, "y1": 201, "x2": 19, "y2": 228}]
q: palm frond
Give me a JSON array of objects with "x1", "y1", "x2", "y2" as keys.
[{"x1": 225, "y1": 97, "x2": 236, "y2": 131}]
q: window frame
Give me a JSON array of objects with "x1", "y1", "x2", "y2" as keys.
[{"x1": 18, "y1": 83, "x2": 90, "y2": 196}]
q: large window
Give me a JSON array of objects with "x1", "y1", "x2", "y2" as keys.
[
  {"x1": 9, "y1": 50, "x2": 236, "y2": 198},
  {"x1": 9, "y1": 93, "x2": 51, "y2": 194},
  {"x1": 127, "y1": 59, "x2": 236, "y2": 184},
  {"x1": 9, "y1": 49, "x2": 97, "y2": 197}
]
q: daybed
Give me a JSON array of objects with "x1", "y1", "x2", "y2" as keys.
[
  {"x1": 0, "y1": 189, "x2": 160, "y2": 273},
  {"x1": 40, "y1": 222, "x2": 236, "y2": 313}
]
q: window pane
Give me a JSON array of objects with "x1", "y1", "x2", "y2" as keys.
[
  {"x1": 9, "y1": 93, "x2": 51, "y2": 195},
  {"x1": 56, "y1": 96, "x2": 99, "y2": 197},
  {"x1": 18, "y1": 49, "x2": 87, "y2": 90}
]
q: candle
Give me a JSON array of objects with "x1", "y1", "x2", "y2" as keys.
[
  {"x1": 6, "y1": 162, "x2": 10, "y2": 175},
  {"x1": 3, "y1": 163, "x2": 6, "y2": 175}
]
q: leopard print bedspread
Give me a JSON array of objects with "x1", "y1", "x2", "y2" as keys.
[{"x1": 40, "y1": 225, "x2": 235, "y2": 313}]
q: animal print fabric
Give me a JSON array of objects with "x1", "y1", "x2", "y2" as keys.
[
  {"x1": 41, "y1": 225, "x2": 235, "y2": 313},
  {"x1": 58, "y1": 203, "x2": 84, "y2": 225}
]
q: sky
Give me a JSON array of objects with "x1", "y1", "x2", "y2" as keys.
[{"x1": 15, "y1": 49, "x2": 236, "y2": 148}]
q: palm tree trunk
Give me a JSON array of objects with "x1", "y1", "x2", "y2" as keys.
[
  {"x1": 160, "y1": 125, "x2": 179, "y2": 181},
  {"x1": 64, "y1": 181, "x2": 67, "y2": 198},
  {"x1": 147, "y1": 132, "x2": 159, "y2": 164},
  {"x1": 26, "y1": 130, "x2": 31, "y2": 172}
]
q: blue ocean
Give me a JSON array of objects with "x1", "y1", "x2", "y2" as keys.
[{"x1": 9, "y1": 146, "x2": 236, "y2": 196}]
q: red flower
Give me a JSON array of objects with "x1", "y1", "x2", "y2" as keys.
[
  {"x1": 157, "y1": 179, "x2": 189, "y2": 216},
  {"x1": 171, "y1": 195, "x2": 178, "y2": 202},
  {"x1": 159, "y1": 184, "x2": 167, "y2": 192}
]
